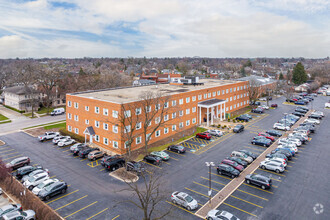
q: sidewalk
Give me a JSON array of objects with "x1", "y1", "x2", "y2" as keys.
[{"x1": 0, "y1": 105, "x2": 26, "y2": 121}]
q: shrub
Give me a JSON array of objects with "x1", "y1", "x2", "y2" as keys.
[
  {"x1": 227, "y1": 118, "x2": 230, "y2": 122},
  {"x1": 233, "y1": 119, "x2": 236, "y2": 123},
  {"x1": 59, "y1": 128, "x2": 85, "y2": 143},
  {"x1": 217, "y1": 124, "x2": 221, "y2": 128}
]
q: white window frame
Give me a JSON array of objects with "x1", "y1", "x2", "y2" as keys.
[
  {"x1": 95, "y1": 120, "x2": 100, "y2": 128},
  {"x1": 172, "y1": 112, "x2": 177, "y2": 119},
  {"x1": 186, "y1": 120, "x2": 190, "y2": 126},
  {"x1": 192, "y1": 118, "x2": 196, "y2": 124},
  {"x1": 124, "y1": 110, "x2": 131, "y2": 118},
  {"x1": 113, "y1": 125, "x2": 118, "y2": 133},
  {"x1": 208, "y1": 93, "x2": 211, "y2": 98},
  {"x1": 103, "y1": 137, "x2": 109, "y2": 145},
  {"x1": 230, "y1": 97, "x2": 232, "y2": 101},
  {"x1": 179, "y1": 99, "x2": 183, "y2": 105},
  {"x1": 192, "y1": 96, "x2": 196, "y2": 101},
  {"x1": 155, "y1": 117, "x2": 160, "y2": 124},
  {"x1": 103, "y1": 123, "x2": 108, "y2": 130},
  {"x1": 226, "y1": 89, "x2": 229, "y2": 94},
  {"x1": 112, "y1": 110, "x2": 118, "y2": 118},
  {"x1": 222, "y1": 90, "x2": 225, "y2": 95},
  {"x1": 164, "y1": 115, "x2": 169, "y2": 121},
  {"x1": 217, "y1": 91, "x2": 220, "y2": 95},
  {"x1": 68, "y1": 101, "x2": 72, "y2": 107},
  {"x1": 113, "y1": 141, "x2": 118, "y2": 148},
  {"x1": 136, "y1": 122, "x2": 142, "y2": 130},
  {"x1": 85, "y1": 119, "x2": 89, "y2": 125},
  {"x1": 103, "y1": 108, "x2": 108, "y2": 116},
  {"x1": 186, "y1": 97, "x2": 190, "y2": 103},
  {"x1": 85, "y1": 106, "x2": 89, "y2": 111},
  {"x1": 95, "y1": 135, "x2": 99, "y2": 142},
  {"x1": 230, "y1": 106, "x2": 232, "y2": 110},
  {"x1": 172, "y1": 125, "x2": 177, "y2": 131},
  {"x1": 179, "y1": 122, "x2": 184, "y2": 128},
  {"x1": 74, "y1": 128, "x2": 79, "y2": 134},
  {"x1": 172, "y1": 100, "x2": 177, "y2": 106},
  {"x1": 68, "y1": 113, "x2": 72, "y2": 119},
  {"x1": 198, "y1": 95, "x2": 202, "y2": 100},
  {"x1": 146, "y1": 106, "x2": 151, "y2": 113},
  {"x1": 95, "y1": 106, "x2": 100, "y2": 114},
  {"x1": 155, "y1": 104, "x2": 160, "y2": 111},
  {"x1": 164, "y1": 127, "x2": 169, "y2": 134},
  {"x1": 164, "y1": 102, "x2": 169, "y2": 108},
  {"x1": 136, "y1": 136, "x2": 142, "y2": 144},
  {"x1": 234, "y1": 87, "x2": 236, "y2": 92},
  {"x1": 155, "y1": 130, "x2": 161, "y2": 137},
  {"x1": 186, "y1": 108, "x2": 190, "y2": 115},
  {"x1": 204, "y1": 94, "x2": 207, "y2": 99},
  {"x1": 192, "y1": 107, "x2": 196, "y2": 113},
  {"x1": 124, "y1": 125, "x2": 131, "y2": 133},
  {"x1": 74, "y1": 115, "x2": 78, "y2": 121},
  {"x1": 213, "y1": 92, "x2": 216, "y2": 97},
  {"x1": 136, "y1": 107, "x2": 142, "y2": 115},
  {"x1": 179, "y1": 110, "x2": 183, "y2": 116},
  {"x1": 68, "y1": 125, "x2": 72, "y2": 131},
  {"x1": 74, "y1": 102, "x2": 78, "y2": 109}
]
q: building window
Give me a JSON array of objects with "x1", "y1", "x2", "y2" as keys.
[
  {"x1": 237, "y1": 95, "x2": 239, "y2": 99},
  {"x1": 95, "y1": 121, "x2": 100, "y2": 128},
  {"x1": 226, "y1": 98, "x2": 229, "y2": 102},
  {"x1": 230, "y1": 97, "x2": 232, "y2": 101},
  {"x1": 244, "y1": 101, "x2": 246, "y2": 105},
  {"x1": 95, "y1": 106, "x2": 99, "y2": 114},
  {"x1": 241, "y1": 86, "x2": 243, "y2": 90},
  {"x1": 124, "y1": 110, "x2": 131, "y2": 118},
  {"x1": 226, "y1": 107, "x2": 229, "y2": 111},
  {"x1": 113, "y1": 125, "x2": 118, "y2": 133},
  {"x1": 244, "y1": 93, "x2": 246, "y2": 97},
  {"x1": 146, "y1": 106, "x2": 151, "y2": 113},
  {"x1": 68, "y1": 113, "x2": 72, "y2": 119},
  {"x1": 74, "y1": 102, "x2": 78, "y2": 109},
  {"x1": 198, "y1": 95, "x2": 202, "y2": 100},
  {"x1": 164, "y1": 115, "x2": 169, "y2": 121},
  {"x1": 85, "y1": 119, "x2": 89, "y2": 125},
  {"x1": 103, "y1": 123, "x2": 108, "y2": 130},
  {"x1": 85, "y1": 106, "x2": 89, "y2": 111},
  {"x1": 192, "y1": 118, "x2": 196, "y2": 124},
  {"x1": 156, "y1": 130, "x2": 161, "y2": 137},
  {"x1": 74, "y1": 128, "x2": 79, "y2": 134},
  {"x1": 186, "y1": 120, "x2": 190, "y2": 126},
  {"x1": 234, "y1": 96, "x2": 236, "y2": 100},
  {"x1": 113, "y1": 141, "x2": 118, "y2": 148},
  {"x1": 164, "y1": 127, "x2": 169, "y2": 134},
  {"x1": 68, "y1": 101, "x2": 72, "y2": 107},
  {"x1": 68, "y1": 125, "x2": 72, "y2": 131},
  {"x1": 237, "y1": 87, "x2": 239, "y2": 91},
  {"x1": 136, "y1": 122, "x2": 142, "y2": 130},
  {"x1": 192, "y1": 107, "x2": 196, "y2": 113},
  {"x1": 155, "y1": 104, "x2": 160, "y2": 111},
  {"x1": 136, "y1": 108, "x2": 141, "y2": 115},
  {"x1": 172, "y1": 112, "x2": 177, "y2": 119},
  {"x1": 136, "y1": 136, "x2": 142, "y2": 144},
  {"x1": 155, "y1": 117, "x2": 160, "y2": 124},
  {"x1": 230, "y1": 106, "x2": 232, "y2": 110},
  {"x1": 204, "y1": 94, "x2": 207, "y2": 99},
  {"x1": 237, "y1": 103, "x2": 239, "y2": 107},
  {"x1": 226, "y1": 89, "x2": 229, "y2": 94},
  {"x1": 164, "y1": 102, "x2": 169, "y2": 108},
  {"x1": 213, "y1": 92, "x2": 216, "y2": 97},
  {"x1": 179, "y1": 110, "x2": 183, "y2": 116},
  {"x1": 186, "y1": 97, "x2": 190, "y2": 103},
  {"x1": 124, "y1": 125, "x2": 131, "y2": 133},
  {"x1": 179, "y1": 99, "x2": 183, "y2": 105},
  {"x1": 112, "y1": 110, "x2": 118, "y2": 118},
  {"x1": 208, "y1": 93, "x2": 211, "y2": 98},
  {"x1": 234, "y1": 104, "x2": 236, "y2": 108},
  {"x1": 217, "y1": 91, "x2": 220, "y2": 95},
  {"x1": 241, "y1": 102, "x2": 243, "y2": 106},
  {"x1": 172, "y1": 100, "x2": 177, "y2": 106},
  {"x1": 244, "y1": 85, "x2": 246, "y2": 89},
  {"x1": 146, "y1": 133, "x2": 151, "y2": 141},
  {"x1": 241, "y1": 94, "x2": 243, "y2": 98},
  {"x1": 172, "y1": 125, "x2": 176, "y2": 131},
  {"x1": 103, "y1": 108, "x2": 108, "y2": 116},
  {"x1": 74, "y1": 115, "x2": 78, "y2": 121},
  {"x1": 230, "y1": 88, "x2": 232, "y2": 93},
  {"x1": 103, "y1": 138, "x2": 109, "y2": 145},
  {"x1": 95, "y1": 135, "x2": 99, "y2": 142},
  {"x1": 234, "y1": 87, "x2": 236, "y2": 92},
  {"x1": 222, "y1": 90, "x2": 225, "y2": 95},
  {"x1": 186, "y1": 108, "x2": 190, "y2": 114},
  {"x1": 192, "y1": 96, "x2": 196, "y2": 101},
  {"x1": 179, "y1": 122, "x2": 184, "y2": 128}
]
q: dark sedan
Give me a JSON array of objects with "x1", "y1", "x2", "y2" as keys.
[
  {"x1": 235, "y1": 115, "x2": 249, "y2": 122},
  {"x1": 252, "y1": 137, "x2": 271, "y2": 147},
  {"x1": 271, "y1": 149, "x2": 292, "y2": 160},
  {"x1": 226, "y1": 157, "x2": 248, "y2": 168},
  {"x1": 245, "y1": 174, "x2": 272, "y2": 190},
  {"x1": 144, "y1": 155, "x2": 162, "y2": 165},
  {"x1": 39, "y1": 182, "x2": 67, "y2": 201},
  {"x1": 266, "y1": 130, "x2": 282, "y2": 137},
  {"x1": 78, "y1": 147, "x2": 95, "y2": 158},
  {"x1": 233, "y1": 124, "x2": 244, "y2": 133},
  {"x1": 293, "y1": 111, "x2": 305, "y2": 117},
  {"x1": 251, "y1": 107, "x2": 264, "y2": 113},
  {"x1": 126, "y1": 161, "x2": 145, "y2": 175},
  {"x1": 308, "y1": 114, "x2": 322, "y2": 120},
  {"x1": 295, "y1": 101, "x2": 306, "y2": 105},
  {"x1": 14, "y1": 165, "x2": 43, "y2": 180},
  {"x1": 238, "y1": 150, "x2": 257, "y2": 160},
  {"x1": 217, "y1": 164, "x2": 240, "y2": 178},
  {"x1": 167, "y1": 145, "x2": 186, "y2": 154}
]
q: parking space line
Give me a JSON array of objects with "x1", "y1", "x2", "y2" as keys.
[
  {"x1": 185, "y1": 187, "x2": 209, "y2": 198},
  {"x1": 209, "y1": 171, "x2": 231, "y2": 181},
  {"x1": 166, "y1": 201, "x2": 200, "y2": 218},
  {"x1": 257, "y1": 168, "x2": 286, "y2": 177},
  {"x1": 64, "y1": 201, "x2": 98, "y2": 219},
  {"x1": 0, "y1": 149, "x2": 15, "y2": 153},
  {"x1": 223, "y1": 202, "x2": 258, "y2": 217},
  {"x1": 242, "y1": 183, "x2": 275, "y2": 193},
  {"x1": 230, "y1": 195, "x2": 263, "y2": 208},
  {"x1": 165, "y1": 150, "x2": 186, "y2": 157},
  {"x1": 145, "y1": 170, "x2": 153, "y2": 174},
  {"x1": 1, "y1": 151, "x2": 19, "y2": 157},
  {"x1": 100, "y1": 168, "x2": 105, "y2": 171},
  {"x1": 46, "y1": 190, "x2": 79, "y2": 204},
  {"x1": 170, "y1": 157, "x2": 179, "y2": 161},
  {"x1": 141, "y1": 161, "x2": 163, "y2": 169},
  {"x1": 112, "y1": 215, "x2": 120, "y2": 220},
  {"x1": 63, "y1": 149, "x2": 71, "y2": 152},
  {"x1": 287, "y1": 161, "x2": 295, "y2": 163},
  {"x1": 236, "y1": 189, "x2": 269, "y2": 201},
  {"x1": 2, "y1": 154, "x2": 23, "y2": 161},
  {"x1": 193, "y1": 181, "x2": 220, "y2": 191},
  {"x1": 80, "y1": 158, "x2": 88, "y2": 161},
  {"x1": 253, "y1": 172, "x2": 282, "y2": 182},
  {"x1": 201, "y1": 177, "x2": 225, "y2": 186},
  {"x1": 50, "y1": 175, "x2": 56, "y2": 178},
  {"x1": 55, "y1": 195, "x2": 88, "y2": 211},
  {"x1": 286, "y1": 165, "x2": 292, "y2": 168},
  {"x1": 243, "y1": 146, "x2": 264, "y2": 152},
  {"x1": 86, "y1": 208, "x2": 109, "y2": 220},
  {"x1": 163, "y1": 161, "x2": 171, "y2": 165},
  {"x1": 196, "y1": 133, "x2": 235, "y2": 155}
]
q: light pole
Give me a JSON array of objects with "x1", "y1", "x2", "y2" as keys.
[
  {"x1": 284, "y1": 113, "x2": 287, "y2": 132},
  {"x1": 205, "y1": 162, "x2": 215, "y2": 206}
]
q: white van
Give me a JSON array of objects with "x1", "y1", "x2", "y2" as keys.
[{"x1": 51, "y1": 108, "x2": 65, "y2": 116}]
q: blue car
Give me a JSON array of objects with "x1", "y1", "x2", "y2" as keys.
[
  {"x1": 275, "y1": 147, "x2": 295, "y2": 156},
  {"x1": 294, "y1": 101, "x2": 306, "y2": 105},
  {"x1": 251, "y1": 137, "x2": 272, "y2": 147}
]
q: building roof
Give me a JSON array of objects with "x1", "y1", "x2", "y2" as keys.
[
  {"x1": 198, "y1": 98, "x2": 226, "y2": 107},
  {"x1": 237, "y1": 75, "x2": 275, "y2": 85},
  {"x1": 4, "y1": 85, "x2": 38, "y2": 95},
  {"x1": 70, "y1": 79, "x2": 244, "y2": 104},
  {"x1": 84, "y1": 126, "x2": 95, "y2": 135}
]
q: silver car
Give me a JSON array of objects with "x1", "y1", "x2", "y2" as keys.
[
  {"x1": 207, "y1": 209, "x2": 240, "y2": 220},
  {"x1": 260, "y1": 160, "x2": 285, "y2": 173},
  {"x1": 207, "y1": 130, "x2": 223, "y2": 137},
  {"x1": 23, "y1": 172, "x2": 49, "y2": 190},
  {"x1": 0, "y1": 204, "x2": 22, "y2": 217},
  {"x1": 52, "y1": 136, "x2": 70, "y2": 144},
  {"x1": 1, "y1": 210, "x2": 35, "y2": 220},
  {"x1": 58, "y1": 138, "x2": 75, "y2": 147},
  {"x1": 21, "y1": 169, "x2": 47, "y2": 183},
  {"x1": 171, "y1": 191, "x2": 198, "y2": 211}
]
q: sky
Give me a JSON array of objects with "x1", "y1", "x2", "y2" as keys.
[{"x1": 0, "y1": 0, "x2": 329, "y2": 58}]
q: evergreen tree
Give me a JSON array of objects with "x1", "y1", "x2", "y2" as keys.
[
  {"x1": 292, "y1": 62, "x2": 307, "y2": 85},
  {"x1": 279, "y1": 73, "x2": 284, "y2": 80}
]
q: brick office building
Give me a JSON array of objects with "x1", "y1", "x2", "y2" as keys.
[{"x1": 66, "y1": 79, "x2": 249, "y2": 155}]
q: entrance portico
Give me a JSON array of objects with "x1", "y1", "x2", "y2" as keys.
[
  {"x1": 83, "y1": 126, "x2": 96, "y2": 144},
  {"x1": 198, "y1": 99, "x2": 227, "y2": 127}
]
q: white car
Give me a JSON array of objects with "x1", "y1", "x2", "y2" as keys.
[
  {"x1": 32, "y1": 178, "x2": 59, "y2": 195},
  {"x1": 171, "y1": 191, "x2": 198, "y2": 211},
  {"x1": 21, "y1": 169, "x2": 48, "y2": 183},
  {"x1": 58, "y1": 138, "x2": 76, "y2": 147},
  {"x1": 288, "y1": 133, "x2": 308, "y2": 142},
  {"x1": 52, "y1": 136, "x2": 70, "y2": 144},
  {"x1": 273, "y1": 123, "x2": 290, "y2": 131},
  {"x1": 314, "y1": 111, "x2": 324, "y2": 117},
  {"x1": 259, "y1": 105, "x2": 269, "y2": 110},
  {"x1": 206, "y1": 210, "x2": 240, "y2": 220},
  {"x1": 23, "y1": 173, "x2": 49, "y2": 190},
  {"x1": 278, "y1": 144, "x2": 298, "y2": 153},
  {"x1": 304, "y1": 118, "x2": 320, "y2": 125},
  {"x1": 1, "y1": 210, "x2": 36, "y2": 220},
  {"x1": 287, "y1": 138, "x2": 302, "y2": 146},
  {"x1": 259, "y1": 160, "x2": 285, "y2": 173},
  {"x1": 265, "y1": 158, "x2": 287, "y2": 167},
  {"x1": 207, "y1": 130, "x2": 223, "y2": 137},
  {"x1": 259, "y1": 97, "x2": 267, "y2": 101},
  {"x1": 278, "y1": 139, "x2": 298, "y2": 148}
]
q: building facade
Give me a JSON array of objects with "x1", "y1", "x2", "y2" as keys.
[
  {"x1": 3, "y1": 85, "x2": 40, "y2": 112},
  {"x1": 66, "y1": 79, "x2": 249, "y2": 155}
]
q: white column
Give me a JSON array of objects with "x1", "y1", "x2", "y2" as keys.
[
  {"x1": 199, "y1": 106, "x2": 201, "y2": 124},
  {"x1": 85, "y1": 133, "x2": 87, "y2": 144},
  {"x1": 216, "y1": 105, "x2": 219, "y2": 119},
  {"x1": 207, "y1": 107, "x2": 209, "y2": 127},
  {"x1": 211, "y1": 107, "x2": 214, "y2": 125},
  {"x1": 223, "y1": 102, "x2": 226, "y2": 120}
]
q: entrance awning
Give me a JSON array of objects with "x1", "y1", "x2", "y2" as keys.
[
  {"x1": 198, "y1": 98, "x2": 226, "y2": 108},
  {"x1": 84, "y1": 126, "x2": 95, "y2": 135}
]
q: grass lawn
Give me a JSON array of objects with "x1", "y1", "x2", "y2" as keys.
[
  {"x1": 0, "y1": 120, "x2": 11, "y2": 124},
  {"x1": 23, "y1": 120, "x2": 66, "y2": 130},
  {"x1": 37, "y1": 107, "x2": 55, "y2": 114},
  {"x1": 135, "y1": 127, "x2": 207, "y2": 161},
  {"x1": 44, "y1": 122, "x2": 66, "y2": 130},
  {"x1": 0, "y1": 114, "x2": 9, "y2": 121}
]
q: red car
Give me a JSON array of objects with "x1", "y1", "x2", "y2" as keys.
[
  {"x1": 196, "y1": 132, "x2": 211, "y2": 140},
  {"x1": 221, "y1": 159, "x2": 244, "y2": 172},
  {"x1": 258, "y1": 132, "x2": 275, "y2": 142},
  {"x1": 271, "y1": 104, "x2": 278, "y2": 108}
]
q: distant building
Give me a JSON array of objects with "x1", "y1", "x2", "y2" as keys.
[
  {"x1": 132, "y1": 79, "x2": 156, "y2": 86},
  {"x1": 237, "y1": 75, "x2": 277, "y2": 97},
  {"x1": 3, "y1": 85, "x2": 40, "y2": 112}
]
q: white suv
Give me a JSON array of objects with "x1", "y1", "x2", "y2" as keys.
[
  {"x1": 260, "y1": 160, "x2": 285, "y2": 173},
  {"x1": 23, "y1": 172, "x2": 49, "y2": 190}
]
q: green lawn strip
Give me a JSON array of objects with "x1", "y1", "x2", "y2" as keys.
[
  {"x1": 135, "y1": 127, "x2": 207, "y2": 161},
  {"x1": 0, "y1": 120, "x2": 11, "y2": 124},
  {"x1": 44, "y1": 122, "x2": 66, "y2": 130},
  {"x1": 3, "y1": 105, "x2": 25, "y2": 113},
  {"x1": 22, "y1": 120, "x2": 66, "y2": 130},
  {"x1": 37, "y1": 107, "x2": 54, "y2": 114},
  {"x1": 0, "y1": 114, "x2": 9, "y2": 121}
]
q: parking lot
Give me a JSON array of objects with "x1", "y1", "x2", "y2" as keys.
[{"x1": 0, "y1": 95, "x2": 329, "y2": 219}]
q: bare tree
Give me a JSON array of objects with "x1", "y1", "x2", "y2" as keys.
[{"x1": 248, "y1": 78, "x2": 261, "y2": 104}]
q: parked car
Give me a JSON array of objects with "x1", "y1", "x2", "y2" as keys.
[
  {"x1": 271, "y1": 104, "x2": 278, "y2": 108},
  {"x1": 1, "y1": 210, "x2": 35, "y2": 220},
  {"x1": 221, "y1": 159, "x2": 244, "y2": 172},
  {"x1": 245, "y1": 174, "x2": 272, "y2": 190},
  {"x1": 314, "y1": 111, "x2": 324, "y2": 117},
  {"x1": 277, "y1": 145, "x2": 297, "y2": 155},
  {"x1": 78, "y1": 147, "x2": 95, "y2": 158},
  {"x1": 235, "y1": 115, "x2": 249, "y2": 122},
  {"x1": 126, "y1": 161, "x2": 145, "y2": 175},
  {"x1": 265, "y1": 158, "x2": 287, "y2": 167},
  {"x1": 70, "y1": 143, "x2": 88, "y2": 152},
  {"x1": 259, "y1": 160, "x2": 285, "y2": 173},
  {"x1": 50, "y1": 107, "x2": 65, "y2": 116},
  {"x1": 23, "y1": 172, "x2": 49, "y2": 190},
  {"x1": 238, "y1": 150, "x2": 257, "y2": 160},
  {"x1": 171, "y1": 191, "x2": 198, "y2": 211},
  {"x1": 100, "y1": 155, "x2": 122, "y2": 167},
  {"x1": 104, "y1": 157, "x2": 125, "y2": 171},
  {"x1": 39, "y1": 181, "x2": 68, "y2": 201},
  {"x1": 226, "y1": 157, "x2": 248, "y2": 168},
  {"x1": 295, "y1": 101, "x2": 306, "y2": 105},
  {"x1": 233, "y1": 124, "x2": 244, "y2": 133},
  {"x1": 13, "y1": 165, "x2": 43, "y2": 180},
  {"x1": 58, "y1": 138, "x2": 76, "y2": 147},
  {"x1": 230, "y1": 151, "x2": 253, "y2": 163},
  {"x1": 207, "y1": 129, "x2": 223, "y2": 137},
  {"x1": 0, "y1": 204, "x2": 22, "y2": 217},
  {"x1": 167, "y1": 145, "x2": 186, "y2": 154},
  {"x1": 143, "y1": 155, "x2": 162, "y2": 165},
  {"x1": 32, "y1": 178, "x2": 59, "y2": 195},
  {"x1": 251, "y1": 137, "x2": 271, "y2": 147},
  {"x1": 196, "y1": 132, "x2": 211, "y2": 140},
  {"x1": 278, "y1": 139, "x2": 298, "y2": 148},
  {"x1": 271, "y1": 149, "x2": 292, "y2": 160},
  {"x1": 295, "y1": 108, "x2": 308, "y2": 113},
  {"x1": 5, "y1": 157, "x2": 30, "y2": 170},
  {"x1": 273, "y1": 123, "x2": 290, "y2": 131},
  {"x1": 308, "y1": 113, "x2": 322, "y2": 120},
  {"x1": 52, "y1": 135, "x2": 70, "y2": 144},
  {"x1": 304, "y1": 118, "x2": 320, "y2": 125},
  {"x1": 296, "y1": 106, "x2": 309, "y2": 111},
  {"x1": 217, "y1": 164, "x2": 240, "y2": 178},
  {"x1": 21, "y1": 170, "x2": 49, "y2": 183},
  {"x1": 150, "y1": 151, "x2": 170, "y2": 161},
  {"x1": 266, "y1": 153, "x2": 288, "y2": 161},
  {"x1": 241, "y1": 114, "x2": 252, "y2": 119},
  {"x1": 292, "y1": 111, "x2": 305, "y2": 117},
  {"x1": 258, "y1": 132, "x2": 275, "y2": 141},
  {"x1": 87, "y1": 150, "x2": 104, "y2": 161},
  {"x1": 38, "y1": 132, "x2": 60, "y2": 142},
  {"x1": 206, "y1": 210, "x2": 240, "y2": 220},
  {"x1": 251, "y1": 107, "x2": 264, "y2": 113},
  {"x1": 258, "y1": 105, "x2": 269, "y2": 110},
  {"x1": 266, "y1": 130, "x2": 282, "y2": 137}
]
